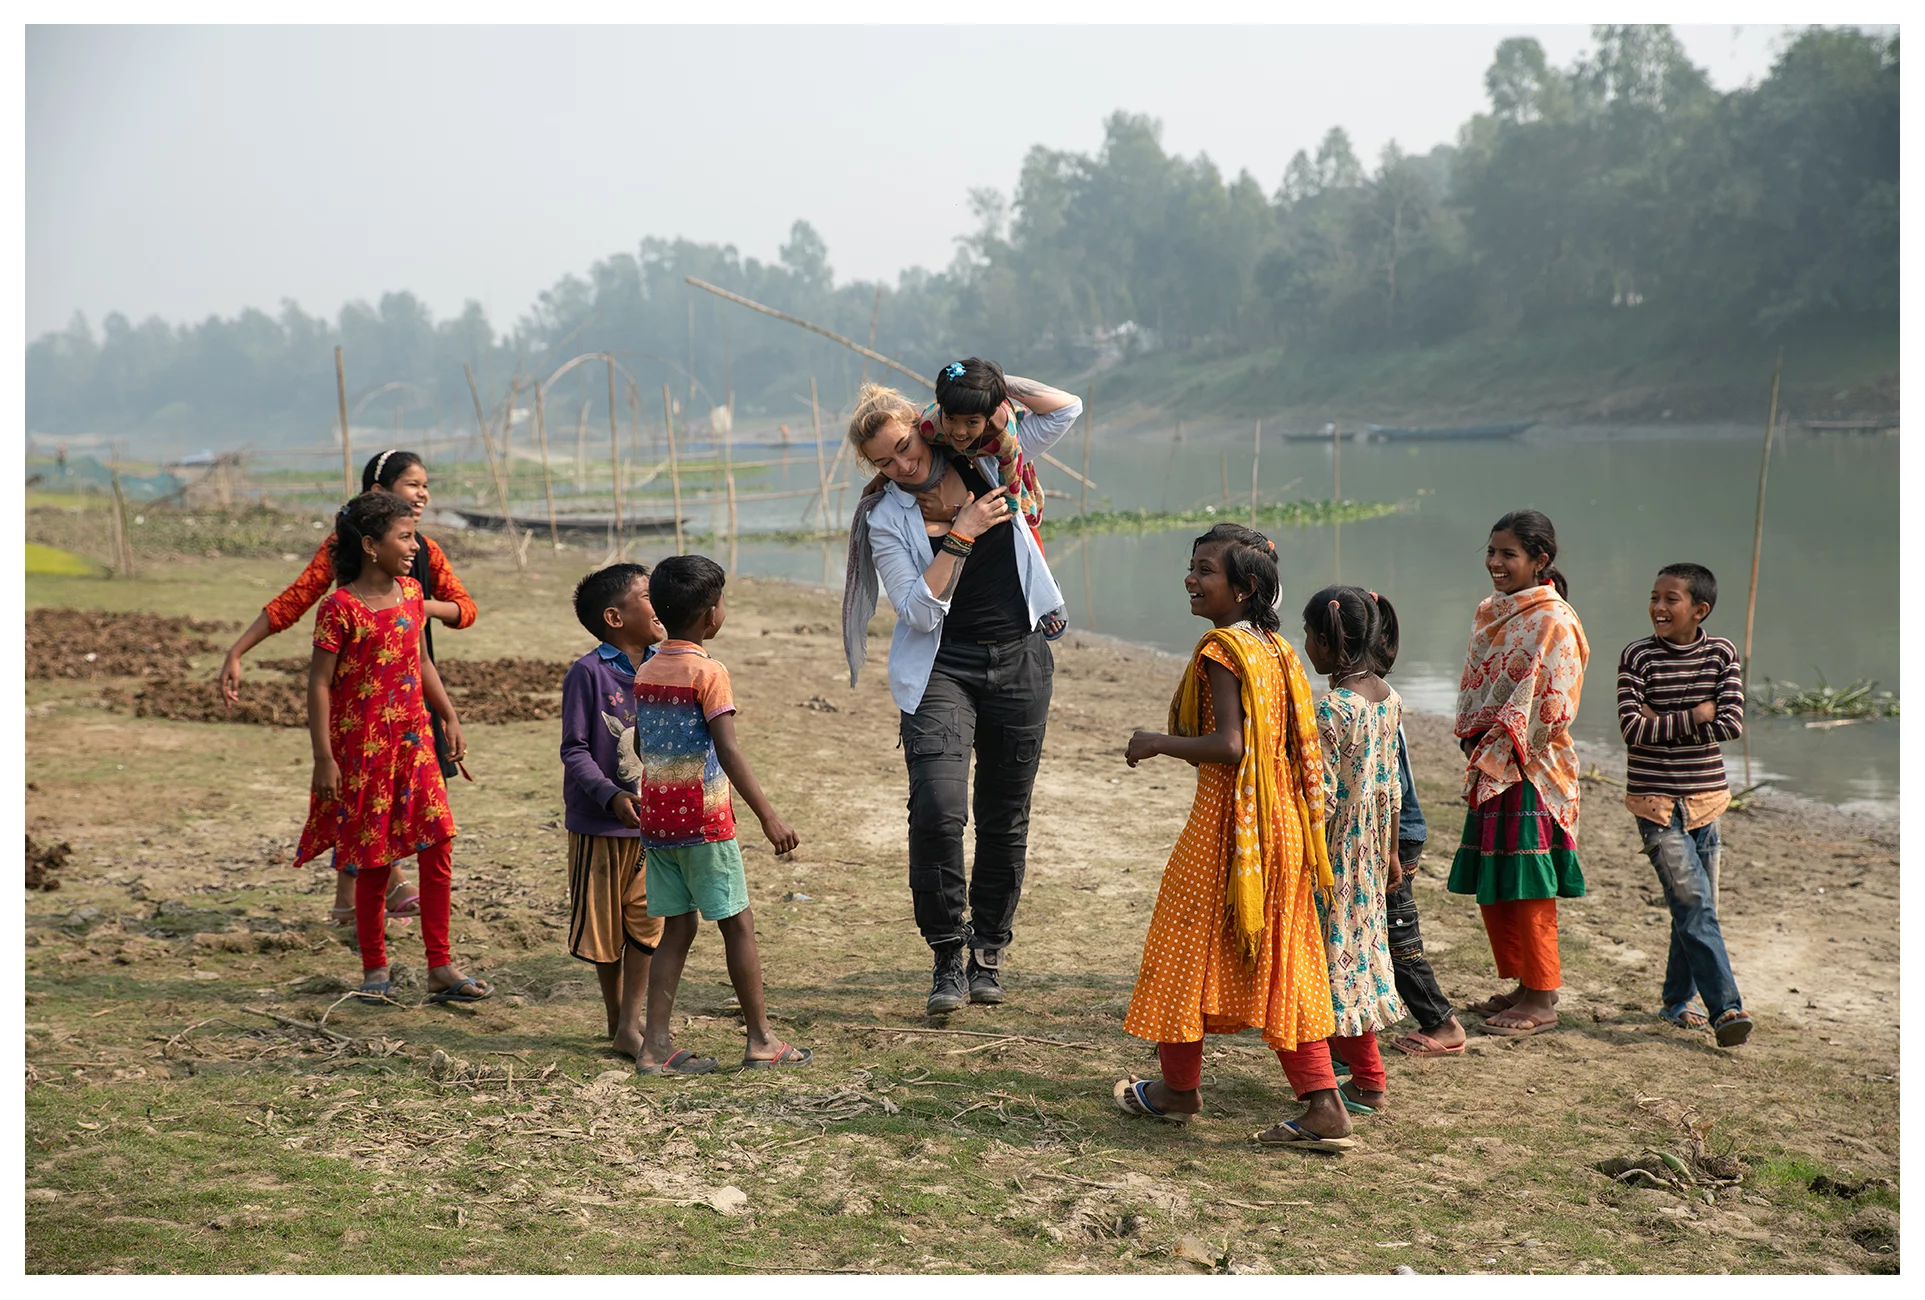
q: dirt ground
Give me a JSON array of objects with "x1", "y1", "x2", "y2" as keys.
[{"x1": 23, "y1": 551, "x2": 1900, "y2": 1274}]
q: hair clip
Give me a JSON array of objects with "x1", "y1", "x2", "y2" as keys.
[
  {"x1": 1368, "y1": 590, "x2": 1379, "y2": 601},
  {"x1": 374, "y1": 448, "x2": 397, "y2": 481},
  {"x1": 942, "y1": 361, "x2": 965, "y2": 381}
]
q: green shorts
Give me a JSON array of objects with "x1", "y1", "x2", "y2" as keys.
[{"x1": 644, "y1": 837, "x2": 749, "y2": 922}]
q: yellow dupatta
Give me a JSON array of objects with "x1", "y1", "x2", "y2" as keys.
[{"x1": 1169, "y1": 625, "x2": 1333, "y2": 962}]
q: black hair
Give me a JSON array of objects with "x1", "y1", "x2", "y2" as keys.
[
  {"x1": 1302, "y1": 585, "x2": 1388, "y2": 679},
  {"x1": 1657, "y1": 562, "x2": 1717, "y2": 613},
  {"x1": 329, "y1": 491, "x2": 417, "y2": 585},
  {"x1": 1362, "y1": 589, "x2": 1403, "y2": 675},
  {"x1": 1490, "y1": 508, "x2": 1569, "y2": 600},
  {"x1": 649, "y1": 554, "x2": 728, "y2": 633},
  {"x1": 361, "y1": 449, "x2": 425, "y2": 493},
  {"x1": 1191, "y1": 522, "x2": 1281, "y2": 634},
  {"x1": 572, "y1": 561, "x2": 652, "y2": 641},
  {"x1": 933, "y1": 357, "x2": 1008, "y2": 421}
]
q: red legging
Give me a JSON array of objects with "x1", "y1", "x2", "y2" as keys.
[
  {"x1": 1158, "y1": 1033, "x2": 1386, "y2": 1098},
  {"x1": 355, "y1": 840, "x2": 453, "y2": 974}
]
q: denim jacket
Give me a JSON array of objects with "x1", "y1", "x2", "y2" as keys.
[
  {"x1": 1396, "y1": 724, "x2": 1428, "y2": 844},
  {"x1": 868, "y1": 399, "x2": 1080, "y2": 714}
]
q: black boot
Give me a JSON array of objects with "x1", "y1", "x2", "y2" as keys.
[
  {"x1": 927, "y1": 942, "x2": 967, "y2": 1015},
  {"x1": 967, "y1": 947, "x2": 1005, "y2": 1005}
]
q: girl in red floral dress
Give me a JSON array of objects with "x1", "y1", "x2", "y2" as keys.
[
  {"x1": 222, "y1": 449, "x2": 479, "y2": 927},
  {"x1": 294, "y1": 492, "x2": 491, "y2": 1005}
]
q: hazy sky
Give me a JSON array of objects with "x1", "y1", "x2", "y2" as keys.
[{"x1": 27, "y1": 24, "x2": 1806, "y2": 340}]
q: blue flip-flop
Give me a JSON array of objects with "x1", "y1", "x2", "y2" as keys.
[
  {"x1": 354, "y1": 979, "x2": 395, "y2": 1005},
  {"x1": 638, "y1": 1048, "x2": 718, "y2": 1077},
  {"x1": 424, "y1": 977, "x2": 492, "y2": 1005},
  {"x1": 1112, "y1": 1076, "x2": 1191, "y2": 1124}
]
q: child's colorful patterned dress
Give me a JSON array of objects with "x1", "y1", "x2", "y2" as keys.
[
  {"x1": 1316, "y1": 686, "x2": 1406, "y2": 1036},
  {"x1": 292, "y1": 577, "x2": 455, "y2": 871}
]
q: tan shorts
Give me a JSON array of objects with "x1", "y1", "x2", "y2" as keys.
[{"x1": 566, "y1": 832, "x2": 664, "y2": 963}]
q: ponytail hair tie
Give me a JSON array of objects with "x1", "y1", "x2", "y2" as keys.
[
  {"x1": 1328, "y1": 599, "x2": 1341, "y2": 613},
  {"x1": 1368, "y1": 590, "x2": 1379, "y2": 601}
]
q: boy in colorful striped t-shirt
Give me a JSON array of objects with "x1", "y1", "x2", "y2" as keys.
[
  {"x1": 1616, "y1": 562, "x2": 1752, "y2": 1048},
  {"x1": 631, "y1": 555, "x2": 811, "y2": 1075}
]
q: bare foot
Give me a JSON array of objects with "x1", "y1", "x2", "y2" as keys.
[{"x1": 1485, "y1": 988, "x2": 1559, "y2": 1033}]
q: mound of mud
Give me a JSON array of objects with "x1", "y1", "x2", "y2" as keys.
[
  {"x1": 26, "y1": 608, "x2": 235, "y2": 680},
  {"x1": 114, "y1": 654, "x2": 569, "y2": 727},
  {"x1": 26, "y1": 836, "x2": 68, "y2": 892}
]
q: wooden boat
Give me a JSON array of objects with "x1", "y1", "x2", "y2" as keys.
[
  {"x1": 1277, "y1": 428, "x2": 1362, "y2": 443},
  {"x1": 1365, "y1": 420, "x2": 1536, "y2": 442},
  {"x1": 1798, "y1": 417, "x2": 1898, "y2": 433},
  {"x1": 451, "y1": 509, "x2": 682, "y2": 535}
]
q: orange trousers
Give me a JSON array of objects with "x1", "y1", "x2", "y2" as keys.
[{"x1": 1478, "y1": 898, "x2": 1562, "y2": 990}]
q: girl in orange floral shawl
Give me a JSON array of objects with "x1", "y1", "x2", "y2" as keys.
[{"x1": 1448, "y1": 510, "x2": 1589, "y2": 1038}]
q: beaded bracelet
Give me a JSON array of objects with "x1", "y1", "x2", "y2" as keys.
[{"x1": 938, "y1": 533, "x2": 974, "y2": 558}]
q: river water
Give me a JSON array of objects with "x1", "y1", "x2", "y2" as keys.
[{"x1": 711, "y1": 421, "x2": 1899, "y2": 816}]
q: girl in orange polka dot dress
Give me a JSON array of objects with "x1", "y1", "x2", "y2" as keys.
[
  {"x1": 1115, "y1": 524, "x2": 1358, "y2": 1152},
  {"x1": 293, "y1": 493, "x2": 490, "y2": 1007}
]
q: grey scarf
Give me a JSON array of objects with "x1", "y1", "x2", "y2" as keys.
[{"x1": 843, "y1": 457, "x2": 953, "y2": 688}]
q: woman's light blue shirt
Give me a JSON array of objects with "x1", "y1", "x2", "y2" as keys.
[{"x1": 867, "y1": 399, "x2": 1081, "y2": 714}]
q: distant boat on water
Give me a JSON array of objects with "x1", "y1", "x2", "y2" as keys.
[
  {"x1": 450, "y1": 508, "x2": 682, "y2": 535},
  {"x1": 1798, "y1": 417, "x2": 1898, "y2": 433},
  {"x1": 1365, "y1": 420, "x2": 1537, "y2": 442},
  {"x1": 1278, "y1": 425, "x2": 1361, "y2": 443}
]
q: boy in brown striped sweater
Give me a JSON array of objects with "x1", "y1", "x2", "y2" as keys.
[{"x1": 1616, "y1": 562, "x2": 1753, "y2": 1047}]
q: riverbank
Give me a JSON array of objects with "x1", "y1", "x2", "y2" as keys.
[{"x1": 24, "y1": 557, "x2": 1899, "y2": 1273}]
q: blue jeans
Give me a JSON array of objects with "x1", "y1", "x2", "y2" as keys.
[{"x1": 1635, "y1": 805, "x2": 1742, "y2": 1019}]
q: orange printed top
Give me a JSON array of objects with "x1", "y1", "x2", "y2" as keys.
[{"x1": 264, "y1": 535, "x2": 476, "y2": 635}]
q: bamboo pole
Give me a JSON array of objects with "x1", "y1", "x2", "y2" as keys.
[
  {"x1": 534, "y1": 382, "x2": 560, "y2": 551},
  {"x1": 607, "y1": 357, "x2": 624, "y2": 546},
  {"x1": 1160, "y1": 421, "x2": 1182, "y2": 512},
  {"x1": 462, "y1": 365, "x2": 525, "y2": 569},
  {"x1": 862, "y1": 286, "x2": 881, "y2": 388},
  {"x1": 1250, "y1": 419, "x2": 1262, "y2": 527},
  {"x1": 681, "y1": 276, "x2": 1097, "y2": 495},
  {"x1": 663, "y1": 384, "x2": 685, "y2": 555},
  {"x1": 1079, "y1": 384, "x2": 1094, "y2": 515},
  {"x1": 108, "y1": 444, "x2": 135, "y2": 577},
  {"x1": 1741, "y1": 348, "x2": 1784, "y2": 791},
  {"x1": 721, "y1": 412, "x2": 738, "y2": 544},
  {"x1": 809, "y1": 377, "x2": 830, "y2": 533},
  {"x1": 335, "y1": 346, "x2": 352, "y2": 496}
]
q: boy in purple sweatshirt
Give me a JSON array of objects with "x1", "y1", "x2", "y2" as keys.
[{"x1": 562, "y1": 562, "x2": 668, "y2": 1059}]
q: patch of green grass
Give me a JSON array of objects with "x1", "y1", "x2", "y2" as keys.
[
  {"x1": 26, "y1": 543, "x2": 101, "y2": 577},
  {"x1": 1038, "y1": 499, "x2": 1397, "y2": 541}
]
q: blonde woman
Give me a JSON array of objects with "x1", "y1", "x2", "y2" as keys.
[{"x1": 841, "y1": 377, "x2": 1081, "y2": 1014}]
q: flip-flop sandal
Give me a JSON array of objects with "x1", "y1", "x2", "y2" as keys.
[
  {"x1": 1112, "y1": 1076, "x2": 1191, "y2": 1125},
  {"x1": 424, "y1": 977, "x2": 492, "y2": 1005},
  {"x1": 355, "y1": 979, "x2": 396, "y2": 1005},
  {"x1": 385, "y1": 886, "x2": 422, "y2": 921},
  {"x1": 1252, "y1": 1120, "x2": 1355, "y2": 1153},
  {"x1": 743, "y1": 1041, "x2": 812, "y2": 1069},
  {"x1": 1661, "y1": 1001, "x2": 1710, "y2": 1031},
  {"x1": 1389, "y1": 1032, "x2": 1467, "y2": 1058},
  {"x1": 638, "y1": 1049, "x2": 718, "y2": 1077},
  {"x1": 1338, "y1": 1082, "x2": 1379, "y2": 1116},
  {"x1": 1480, "y1": 1013, "x2": 1558, "y2": 1038},
  {"x1": 1466, "y1": 992, "x2": 1518, "y2": 1016},
  {"x1": 1039, "y1": 612, "x2": 1068, "y2": 641},
  {"x1": 1712, "y1": 1010, "x2": 1753, "y2": 1048}
]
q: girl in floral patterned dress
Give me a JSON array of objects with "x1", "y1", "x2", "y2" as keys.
[
  {"x1": 293, "y1": 492, "x2": 490, "y2": 1005},
  {"x1": 1299, "y1": 585, "x2": 1406, "y2": 1116}
]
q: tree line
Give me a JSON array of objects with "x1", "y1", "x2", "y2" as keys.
[{"x1": 26, "y1": 25, "x2": 1896, "y2": 442}]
